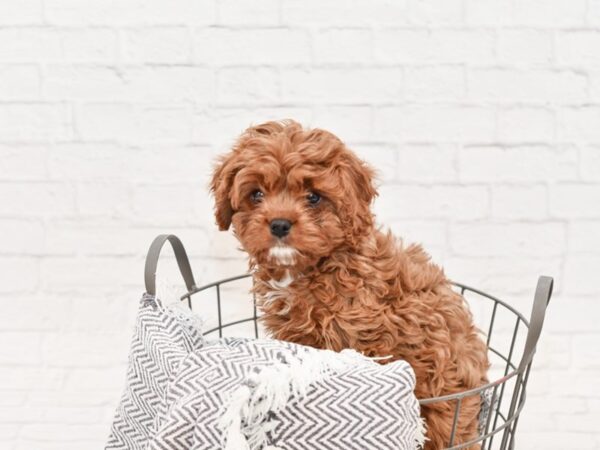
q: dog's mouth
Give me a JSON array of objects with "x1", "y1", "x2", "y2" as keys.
[{"x1": 268, "y1": 244, "x2": 298, "y2": 266}]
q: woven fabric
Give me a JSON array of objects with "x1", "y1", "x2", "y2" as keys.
[{"x1": 106, "y1": 295, "x2": 425, "y2": 450}]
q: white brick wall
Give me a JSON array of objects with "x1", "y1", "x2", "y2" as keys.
[{"x1": 0, "y1": 1, "x2": 599, "y2": 448}]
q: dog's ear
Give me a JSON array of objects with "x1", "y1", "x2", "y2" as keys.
[
  {"x1": 210, "y1": 151, "x2": 239, "y2": 231},
  {"x1": 339, "y1": 151, "x2": 378, "y2": 205},
  {"x1": 336, "y1": 150, "x2": 378, "y2": 244}
]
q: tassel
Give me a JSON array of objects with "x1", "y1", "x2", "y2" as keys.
[
  {"x1": 220, "y1": 385, "x2": 252, "y2": 450},
  {"x1": 221, "y1": 348, "x2": 376, "y2": 449}
]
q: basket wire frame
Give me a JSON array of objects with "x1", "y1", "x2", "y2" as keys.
[{"x1": 145, "y1": 235, "x2": 553, "y2": 450}]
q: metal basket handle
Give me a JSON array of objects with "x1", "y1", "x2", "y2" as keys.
[
  {"x1": 144, "y1": 234, "x2": 196, "y2": 296},
  {"x1": 518, "y1": 275, "x2": 554, "y2": 372}
]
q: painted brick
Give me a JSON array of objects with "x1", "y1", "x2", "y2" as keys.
[
  {"x1": 0, "y1": 29, "x2": 61, "y2": 62},
  {"x1": 130, "y1": 68, "x2": 215, "y2": 103},
  {"x1": 497, "y1": 107, "x2": 555, "y2": 142},
  {"x1": 121, "y1": 28, "x2": 191, "y2": 64},
  {"x1": 557, "y1": 414, "x2": 600, "y2": 434},
  {"x1": 0, "y1": 104, "x2": 71, "y2": 141},
  {"x1": 40, "y1": 256, "x2": 139, "y2": 291},
  {"x1": 0, "y1": 333, "x2": 42, "y2": 365},
  {"x1": 591, "y1": 0, "x2": 600, "y2": 24},
  {"x1": 569, "y1": 221, "x2": 600, "y2": 253},
  {"x1": 513, "y1": 0, "x2": 587, "y2": 26},
  {"x1": 527, "y1": 395, "x2": 587, "y2": 414},
  {"x1": 408, "y1": 0, "x2": 463, "y2": 25},
  {"x1": 191, "y1": 106, "x2": 313, "y2": 145},
  {"x1": 491, "y1": 185, "x2": 548, "y2": 219},
  {"x1": 587, "y1": 69, "x2": 600, "y2": 97},
  {"x1": 459, "y1": 146, "x2": 578, "y2": 182},
  {"x1": 0, "y1": 65, "x2": 41, "y2": 100},
  {"x1": 0, "y1": 145, "x2": 46, "y2": 180},
  {"x1": 0, "y1": 424, "x2": 19, "y2": 440},
  {"x1": 44, "y1": 66, "x2": 128, "y2": 102},
  {"x1": 404, "y1": 66, "x2": 465, "y2": 101},
  {"x1": 557, "y1": 31, "x2": 600, "y2": 66},
  {"x1": 219, "y1": 0, "x2": 280, "y2": 25},
  {"x1": 45, "y1": 66, "x2": 214, "y2": 103},
  {"x1": 78, "y1": 102, "x2": 194, "y2": 143},
  {"x1": 545, "y1": 298, "x2": 600, "y2": 333},
  {"x1": 48, "y1": 143, "x2": 131, "y2": 181},
  {"x1": 19, "y1": 424, "x2": 109, "y2": 441},
  {"x1": 386, "y1": 220, "x2": 447, "y2": 256},
  {"x1": 76, "y1": 182, "x2": 131, "y2": 217},
  {"x1": 65, "y1": 292, "x2": 140, "y2": 333},
  {"x1": 497, "y1": 30, "x2": 553, "y2": 64},
  {"x1": 550, "y1": 185, "x2": 600, "y2": 219},
  {"x1": 519, "y1": 431, "x2": 597, "y2": 450},
  {"x1": 580, "y1": 147, "x2": 600, "y2": 182},
  {"x1": 281, "y1": 68, "x2": 404, "y2": 103},
  {"x1": 396, "y1": 144, "x2": 457, "y2": 182},
  {"x1": 75, "y1": 103, "x2": 136, "y2": 141},
  {"x1": 282, "y1": 0, "x2": 410, "y2": 26},
  {"x1": 44, "y1": 220, "x2": 144, "y2": 256},
  {"x1": 0, "y1": 0, "x2": 42, "y2": 25},
  {"x1": 132, "y1": 184, "x2": 201, "y2": 225},
  {"x1": 48, "y1": 142, "x2": 210, "y2": 184},
  {"x1": 564, "y1": 255, "x2": 600, "y2": 294},
  {"x1": 0, "y1": 182, "x2": 75, "y2": 216},
  {"x1": 312, "y1": 106, "x2": 373, "y2": 143},
  {"x1": 45, "y1": 0, "x2": 217, "y2": 25},
  {"x1": 314, "y1": 29, "x2": 373, "y2": 64},
  {"x1": 374, "y1": 105, "x2": 496, "y2": 142},
  {"x1": 0, "y1": 220, "x2": 44, "y2": 255},
  {"x1": 559, "y1": 107, "x2": 600, "y2": 143},
  {"x1": 449, "y1": 222, "x2": 566, "y2": 257},
  {"x1": 217, "y1": 68, "x2": 280, "y2": 104},
  {"x1": 193, "y1": 28, "x2": 310, "y2": 65},
  {"x1": 42, "y1": 333, "x2": 130, "y2": 367},
  {"x1": 572, "y1": 335, "x2": 600, "y2": 369},
  {"x1": 376, "y1": 185, "x2": 489, "y2": 220},
  {"x1": 351, "y1": 143, "x2": 398, "y2": 182},
  {"x1": 465, "y1": 0, "x2": 513, "y2": 25},
  {"x1": 59, "y1": 29, "x2": 118, "y2": 63},
  {"x1": 375, "y1": 29, "x2": 495, "y2": 64},
  {"x1": 0, "y1": 296, "x2": 69, "y2": 331},
  {"x1": 0, "y1": 368, "x2": 63, "y2": 391},
  {"x1": 468, "y1": 69, "x2": 587, "y2": 103}
]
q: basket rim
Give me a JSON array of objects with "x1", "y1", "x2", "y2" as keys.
[{"x1": 180, "y1": 272, "x2": 531, "y2": 403}]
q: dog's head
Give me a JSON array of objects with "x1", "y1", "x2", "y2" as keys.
[{"x1": 210, "y1": 120, "x2": 377, "y2": 271}]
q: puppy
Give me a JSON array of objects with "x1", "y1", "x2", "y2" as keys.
[{"x1": 210, "y1": 120, "x2": 489, "y2": 449}]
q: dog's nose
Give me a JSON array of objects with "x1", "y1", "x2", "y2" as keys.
[{"x1": 270, "y1": 219, "x2": 291, "y2": 238}]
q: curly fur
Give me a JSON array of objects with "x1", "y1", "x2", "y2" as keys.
[{"x1": 210, "y1": 120, "x2": 490, "y2": 449}]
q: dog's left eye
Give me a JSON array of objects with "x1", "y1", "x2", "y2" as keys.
[
  {"x1": 306, "y1": 192, "x2": 321, "y2": 205},
  {"x1": 250, "y1": 190, "x2": 264, "y2": 203}
]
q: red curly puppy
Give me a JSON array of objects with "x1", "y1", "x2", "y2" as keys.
[{"x1": 210, "y1": 120, "x2": 489, "y2": 449}]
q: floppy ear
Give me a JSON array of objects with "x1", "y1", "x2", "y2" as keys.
[
  {"x1": 339, "y1": 151, "x2": 377, "y2": 205},
  {"x1": 337, "y1": 150, "x2": 378, "y2": 245},
  {"x1": 209, "y1": 152, "x2": 239, "y2": 231}
]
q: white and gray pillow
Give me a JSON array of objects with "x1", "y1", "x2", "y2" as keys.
[{"x1": 106, "y1": 295, "x2": 425, "y2": 450}]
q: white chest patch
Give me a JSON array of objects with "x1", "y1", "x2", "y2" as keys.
[
  {"x1": 267, "y1": 271, "x2": 294, "y2": 290},
  {"x1": 262, "y1": 270, "x2": 295, "y2": 315},
  {"x1": 268, "y1": 245, "x2": 298, "y2": 266}
]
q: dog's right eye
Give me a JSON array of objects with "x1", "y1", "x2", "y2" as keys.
[{"x1": 250, "y1": 190, "x2": 264, "y2": 203}]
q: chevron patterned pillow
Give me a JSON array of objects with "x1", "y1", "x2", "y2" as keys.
[{"x1": 106, "y1": 295, "x2": 425, "y2": 450}]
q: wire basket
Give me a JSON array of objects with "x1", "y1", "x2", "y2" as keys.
[{"x1": 145, "y1": 234, "x2": 554, "y2": 450}]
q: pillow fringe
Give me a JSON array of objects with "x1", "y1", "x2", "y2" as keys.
[{"x1": 219, "y1": 349, "x2": 374, "y2": 449}]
